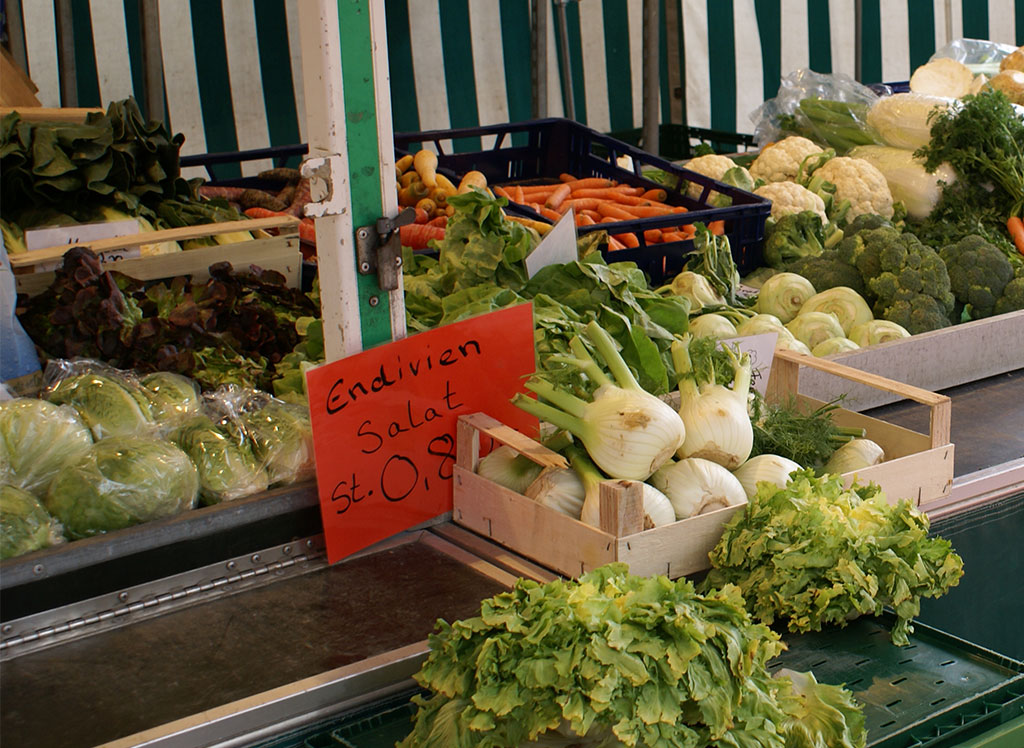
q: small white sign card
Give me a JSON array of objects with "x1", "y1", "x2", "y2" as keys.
[
  {"x1": 25, "y1": 219, "x2": 142, "y2": 271},
  {"x1": 525, "y1": 208, "x2": 578, "y2": 278},
  {"x1": 719, "y1": 332, "x2": 778, "y2": 397}
]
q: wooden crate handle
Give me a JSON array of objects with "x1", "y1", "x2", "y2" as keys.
[
  {"x1": 456, "y1": 413, "x2": 568, "y2": 471},
  {"x1": 772, "y1": 349, "x2": 951, "y2": 449},
  {"x1": 8, "y1": 216, "x2": 302, "y2": 268}
]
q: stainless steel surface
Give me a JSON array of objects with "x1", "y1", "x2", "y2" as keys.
[
  {"x1": 930, "y1": 458, "x2": 1024, "y2": 520},
  {"x1": 641, "y1": 0, "x2": 659, "y2": 155}
]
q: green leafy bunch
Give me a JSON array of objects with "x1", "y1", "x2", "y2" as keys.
[
  {"x1": 400, "y1": 564, "x2": 866, "y2": 748},
  {"x1": 701, "y1": 470, "x2": 964, "y2": 646}
]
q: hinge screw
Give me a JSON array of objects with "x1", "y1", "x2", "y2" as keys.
[
  {"x1": 306, "y1": 539, "x2": 314, "y2": 548},
  {"x1": 357, "y1": 228, "x2": 370, "y2": 239},
  {"x1": 251, "y1": 554, "x2": 261, "y2": 564},
  {"x1": 283, "y1": 545, "x2": 293, "y2": 555},
  {"x1": 118, "y1": 592, "x2": 129, "y2": 602},
  {"x1": 227, "y1": 560, "x2": 237, "y2": 570},
  {"x1": 32, "y1": 564, "x2": 44, "y2": 575},
  {"x1": 360, "y1": 261, "x2": 371, "y2": 272},
  {"x1": 368, "y1": 295, "x2": 379, "y2": 307},
  {"x1": 2, "y1": 625, "x2": 12, "y2": 635}
]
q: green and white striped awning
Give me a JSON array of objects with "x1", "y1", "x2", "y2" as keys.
[{"x1": 14, "y1": 0, "x2": 1024, "y2": 167}]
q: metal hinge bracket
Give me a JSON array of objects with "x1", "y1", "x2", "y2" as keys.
[{"x1": 355, "y1": 207, "x2": 415, "y2": 291}]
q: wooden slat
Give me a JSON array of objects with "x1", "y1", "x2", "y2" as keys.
[
  {"x1": 0, "y1": 105, "x2": 102, "y2": 121},
  {"x1": 599, "y1": 481, "x2": 643, "y2": 536},
  {"x1": 839, "y1": 444, "x2": 955, "y2": 507},
  {"x1": 8, "y1": 217, "x2": 300, "y2": 267},
  {"x1": 458, "y1": 413, "x2": 568, "y2": 469}
]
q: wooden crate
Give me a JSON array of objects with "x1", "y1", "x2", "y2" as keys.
[
  {"x1": 11, "y1": 216, "x2": 304, "y2": 295},
  {"x1": 452, "y1": 349, "x2": 953, "y2": 580}
]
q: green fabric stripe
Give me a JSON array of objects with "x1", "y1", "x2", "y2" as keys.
[
  {"x1": 907, "y1": 0, "x2": 935, "y2": 74},
  {"x1": 961, "y1": 0, "x2": 988, "y2": 39},
  {"x1": 337, "y1": 0, "x2": 392, "y2": 345},
  {"x1": 564, "y1": 1, "x2": 588, "y2": 124},
  {"x1": 807, "y1": 1, "x2": 831, "y2": 73},
  {"x1": 384, "y1": 0, "x2": 420, "y2": 134},
  {"x1": 602, "y1": 0, "x2": 632, "y2": 132},
  {"x1": 860, "y1": 0, "x2": 882, "y2": 84},
  {"x1": 499, "y1": 1, "x2": 532, "y2": 125},
  {"x1": 706, "y1": 0, "x2": 736, "y2": 133},
  {"x1": 253, "y1": 0, "x2": 301, "y2": 148},
  {"x1": 1018, "y1": 0, "x2": 1024, "y2": 43},
  {"x1": 72, "y1": 1, "x2": 101, "y2": 107},
  {"x1": 438, "y1": 0, "x2": 481, "y2": 152},
  {"x1": 754, "y1": 0, "x2": 780, "y2": 103},
  {"x1": 122, "y1": 0, "x2": 146, "y2": 109},
  {"x1": 189, "y1": 0, "x2": 240, "y2": 177}
]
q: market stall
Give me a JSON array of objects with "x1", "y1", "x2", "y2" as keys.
[{"x1": 2, "y1": 2, "x2": 1024, "y2": 747}]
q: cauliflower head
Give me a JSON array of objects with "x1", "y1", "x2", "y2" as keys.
[
  {"x1": 813, "y1": 156, "x2": 895, "y2": 221},
  {"x1": 749, "y1": 136, "x2": 824, "y2": 183},
  {"x1": 755, "y1": 181, "x2": 828, "y2": 223},
  {"x1": 683, "y1": 154, "x2": 754, "y2": 206}
]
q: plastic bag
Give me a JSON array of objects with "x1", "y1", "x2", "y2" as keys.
[
  {"x1": 0, "y1": 397, "x2": 94, "y2": 495},
  {"x1": 1, "y1": 484, "x2": 66, "y2": 559},
  {"x1": 44, "y1": 436, "x2": 199, "y2": 539},
  {"x1": 751, "y1": 69, "x2": 883, "y2": 152},
  {"x1": 42, "y1": 359, "x2": 158, "y2": 441},
  {"x1": 930, "y1": 38, "x2": 1019, "y2": 74}
]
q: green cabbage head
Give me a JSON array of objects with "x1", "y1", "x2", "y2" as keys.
[
  {"x1": 141, "y1": 371, "x2": 202, "y2": 425},
  {"x1": 1, "y1": 484, "x2": 65, "y2": 559},
  {"x1": 240, "y1": 399, "x2": 315, "y2": 486},
  {"x1": 45, "y1": 437, "x2": 199, "y2": 538},
  {"x1": 46, "y1": 373, "x2": 155, "y2": 439},
  {"x1": 173, "y1": 414, "x2": 269, "y2": 504},
  {"x1": 0, "y1": 398, "x2": 94, "y2": 494}
]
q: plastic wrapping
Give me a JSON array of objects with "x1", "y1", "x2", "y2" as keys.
[
  {"x1": 930, "y1": 38, "x2": 1019, "y2": 73},
  {"x1": 1, "y1": 484, "x2": 66, "y2": 559},
  {"x1": 171, "y1": 411, "x2": 270, "y2": 506},
  {"x1": 751, "y1": 69, "x2": 883, "y2": 152},
  {"x1": 0, "y1": 398, "x2": 94, "y2": 495},
  {"x1": 44, "y1": 437, "x2": 199, "y2": 539},
  {"x1": 140, "y1": 371, "x2": 203, "y2": 427},
  {"x1": 43, "y1": 359, "x2": 157, "y2": 440},
  {"x1": 865, "y1": 93, "x2": 955, "y2": 150}
]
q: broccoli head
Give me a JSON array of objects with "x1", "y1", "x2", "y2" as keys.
[
  {"x1": 993, "y1": 277, "x2": 1024, "y2": 316},
  {"x1": 939, "y1": 234, "x2": 1015, "y2": 319},
  {"x1": 835, "y1": 226, "x2": 903, "y2": 283},
  {"x1": 786, "y1": 251, "x2": 867, "y2": 296},
  {"x1": 882, "y1": 295, "x2": 952, "y2": 335},
  {"x1": 844, "y1": 213, "x2": 894, "y2": 236},
  {"x1": 762, "y1": 210, "x2": 842, "y2": 268}
]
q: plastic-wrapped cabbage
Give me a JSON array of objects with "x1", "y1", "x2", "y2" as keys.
[
  {"x1": 238, "y1": 399, "x2": 315, "y2": 486},
  {"x1": 1, "y1": 484, "x2": 65, "y2": 559},
  {"x1": 173, "y1": 414, "x2": 269, "y2": 504},
  {"x1": 45, "y1": 437, "x2": 199, "y2": 539},
  {"x1": 46, "y1": 373, "x2": 155, "y2": 440},
  {"x1": 141, "y1": 371, "x2": 202, "y2": 425},
  {"x1": 0, "y1": 398, "x2": 93, "y2": 494}
]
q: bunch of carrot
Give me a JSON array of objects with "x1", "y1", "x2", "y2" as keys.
[{"x1": 492, "y1": 173, "x2": 724, "y2": 251}]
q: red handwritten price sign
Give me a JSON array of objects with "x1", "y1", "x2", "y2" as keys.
[{"x1": 305, "y1": 303, "x2": 538, "y2": 563}]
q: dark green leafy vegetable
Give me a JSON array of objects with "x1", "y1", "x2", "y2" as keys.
[
  {"x1": 700, "y1": 470, "x2": 964, "y2": 646},
  {"x1": 45, "y1": 437, "x2": 199, "y2": 538},
  {"x1": 1, "y1": 484, "x2": 65, "y2": 559},
  {"x1": 399, "y1": 563, "x2": 865, "y2": 748}
]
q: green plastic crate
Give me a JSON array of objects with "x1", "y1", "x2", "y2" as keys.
[{"x1": 256, "y1": 615, "x2": 1023, "y2": 748}]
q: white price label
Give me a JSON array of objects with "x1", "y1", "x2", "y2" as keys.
[
  {"x1": 719, "y1": 332, "x2": 778, "y2": 397},
  {"x1": 525, "y1": 208, "x2": 578, "y2": 278}
]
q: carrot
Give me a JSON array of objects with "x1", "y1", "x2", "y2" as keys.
[
  {"x1": 564, "y1": 177, "x2": 615, "y2": 190},
  {"x1": 576, "y1": 213, "x2": 597, "y2": 226},
  {"x1": 562, "y1": 198, "x2": 603, "y2": 213},
  {"x1": 708, "y1": 220, "x2": 726, "y2": 235},
  {"x1": 613, "y1": 232, "x2": 640, "y2": 248},
  {"x1": 617, "y1": 204, "x2": 681, "y2": 218},
  {"x1": 511, "y1": 185, "x2": 525, "y2": 204},
  {"x1": 299, "y1": 218, "x2": 317, "y2": 245},
  {"x1": 457, "y1": 170, "x2": 487, "y2": 193},
  {"x1": 258, "y1": 166, "x2": 303, "y2": 183},
  {"x1": 199, "y1": 185, "x2": 247, "y2": 201},
  {"x1": 659, "y1": 231, "x2": 687, "y2": 243},
  {"x1": 568, "y1": 188, "x2": 637, "y2": 201},
  {"x1": 596, "y1": 202, "x2": 637, "y2": 221},
  {"x1": 414, "y1": 207, "x2": 430, "y2": 224},
  {"x1": 680, "y1": 224, "x2": 698, "y2": 238},
  {"x1": 493, "y1": 185, "x2": 513, "y2": 199},
  {"x1": 643, "y1": 229, "x2": 663, "y2": 243},
  {"x1": 559, "y1": 173, "x2": 577, "y2": 182},
  {"x1": 244, "y1": 207, "x2": 289, "y2": 219},
  {"x1": 545, "y1": 183, "x2": 572, "y2": 211},
  {"x1": 428, "y1": 216, "x2": 448, "y2": 228},
  {"x1": 580, "y1": 210, "x2": 603, "y2": 222},
  {"x1": 641, "y1": 188, "x2": 668, "y2": 202},
  {"x1": 395, "y1": 154, "x2": 415, "y2": 174},
  {"x1": 1008, "y1": 216, "x2": 1024, "y2": 256},
  {"x1": 415, "y1": 197, "x2": 437, "y2": 215},
  {"x1": 537, "y1": 206, "x2": 563, "y2": 222},
  {"x1": 607, "y1": 235, "x2": 627, "y2": 251},
  {"x1": 414, "y1": 149, "x2": 438, "y2": 187},
  {"x1": 399, "y1": 223, "x2": 446, "y2": 250},
  {"x1": 286, "y1": 177, "x2": 311, "y2": 216}
]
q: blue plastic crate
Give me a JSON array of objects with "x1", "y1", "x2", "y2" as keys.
[{"x1": 394, "y1": 118, "x2": 771, "y2": 283}]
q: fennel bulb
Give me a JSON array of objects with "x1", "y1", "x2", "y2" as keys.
[
  {"x1": 567, "y1": 446, "x2": 674, "y2": 529},
  {"x1": 786, "y1": 311, "x2": 845, "y2": 350},
  {"x1": 659, "y1": 270, "x2": 724, "y2": 312},
  {"x1": 824, "y1": 439, "x2": 885, "y2": 474},
  {"x1": 525, "y1": 466, "x2": 585, "y2": 518},
  {"x1": 755, "y1": 272, "x2": 816, "y2": 323},
  {"x1": 650, "y1": 457, "x2": 747, "y2": 519},
  {"x1": 673, "y1": 338, "x2": 753, "y2": 469},
  {"x1": 849, "y1": 320, "x2": 912, "y2": 347},
  {"x1": 812, "y1": 336, "x2": 860, "y2": 357},
  {"x1": 513, "y1": 322, "x2": 685, "y2": 481},
  {"x1": 477, "y1": 446, "x2": 544, "y2": 494},
  {"x1": 732, "y1": 454, "x2": 803, "y2": 498},
  {"x1": 735, "y1": 313, "x2": 785, "y2": 337},
  {"x1": 798, "y1": 287, "x2": 873, "y2": 335},
  {"x1": 689, "y1": 313, "x2": 738, "y2": 340},
  {"x1": 774, "y1": 332, "x2": 812, "y2": 355}
]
